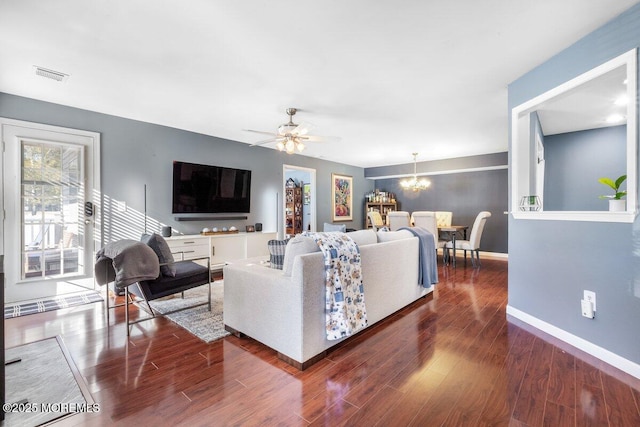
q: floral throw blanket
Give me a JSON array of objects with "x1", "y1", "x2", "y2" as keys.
[{"x1": 303, "y1": 232, "x2": 368, "y2": 340}]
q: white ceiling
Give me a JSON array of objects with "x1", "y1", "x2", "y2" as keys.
[
  {"x1": 1, "y1": 0, "x2": 638, "y2": 168},
  {"x1": 536, "y1": 65, "x2": 629, "y2": 136}
]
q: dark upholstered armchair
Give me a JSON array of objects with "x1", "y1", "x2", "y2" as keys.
[{"x1": 95, "y1": 234, "x2": 211, "y2": 335}]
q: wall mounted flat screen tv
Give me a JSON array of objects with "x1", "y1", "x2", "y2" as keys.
[{"x1": 172, "y1": 161, "x2": 251, "y2": 214}]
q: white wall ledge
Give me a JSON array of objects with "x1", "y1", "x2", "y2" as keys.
[{"x1": 511, "y1": 210, "x2": 637, "y2": 223}]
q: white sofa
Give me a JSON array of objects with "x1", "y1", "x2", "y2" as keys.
[{"x1": 223, "y1": 229, "x2": 433, "y2": 369}]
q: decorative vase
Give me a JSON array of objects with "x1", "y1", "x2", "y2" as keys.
[{"x1": 609, "y1": 199, "x2": 626, "y2": 212}]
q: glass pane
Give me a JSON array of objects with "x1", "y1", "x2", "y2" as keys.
[{"x1": 21, "y1": 141, "x2": 83, "y2": 279}]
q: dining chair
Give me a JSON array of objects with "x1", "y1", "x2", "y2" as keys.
[
  {"x1": 444, "y1": 211, "x2": 491, "y2": 267},
  {"x1": 411, "y1": 211, "x2": 448, "y2": 259},
  {"x1": 387, "y1": 211, "x2": 411, "y2": 231},
  {"x1": 367, "y1": 211, "x2": 384, "y2": 231},
  {"x1": 435, "y1": 211, "x2": 453, "y2": 228}
]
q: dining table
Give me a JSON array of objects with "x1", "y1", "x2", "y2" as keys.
[{"x1": 438, "y1": 225, "x2": 469, "y2": 267}]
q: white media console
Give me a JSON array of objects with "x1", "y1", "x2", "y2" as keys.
[{"x1": 165, "y1": 232, "x2": 276, "y2": 271}]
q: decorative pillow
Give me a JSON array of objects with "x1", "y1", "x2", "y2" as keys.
[
  {"x1": 140, "y1": 233, "x2": 176, "y2": 277},
  {"x1": 267, "y1": 239, "x2": 289, "y2": 269},
  {"x1": 347, "y1": 229, "x2": 378, "y2": 246},
  {"x1": 323, "y1": 222, "x2": 346, "y2": 233},
  {"x1": 282, "y1": 236, "x2": 320, "y2": 277}
]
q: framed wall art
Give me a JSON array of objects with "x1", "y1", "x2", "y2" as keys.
[{"x1": 331, "y1": 173, "x2": 353, "y2": 221}]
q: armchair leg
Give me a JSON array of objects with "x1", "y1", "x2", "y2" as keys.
[
  {"x1": 105, "y1": 286, "x2": 110, "y2": 325},
  {"x1": 125, "y1": 289, "x2": 130, "y2": 336}
]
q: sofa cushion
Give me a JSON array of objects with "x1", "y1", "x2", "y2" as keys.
[
  {"x1": 376, "y1": 229, "x2": 414, "y2": 243},
  {"x1": 267, "y1": 239, "x2": 289, "y2": 269},
  {"x1": 347, "y1": 229, "x2": 378, "y2": 246},
  {"x1": 323, "y1": 222, "x2": 346, "y2": 232},
  {"x1": 134, "y1": 260, "x2": 208, "y2": 300},
  {"x1": 140, "y1": 233, "x2": 176, "y2": 277},
  {"x1": 283, "y1": 236, "x2": 320, "y2": 277}
]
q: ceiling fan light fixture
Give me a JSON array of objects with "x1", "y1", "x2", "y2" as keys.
[
  {"x1": 285, "y1": 138, "x2": 295, "y2": 154},
  {"x1": 278, "y1": 123, "x2": 297, "y2": 134},
  {"x1": 278, "y1": 107, "x2": 299, "y2": 135},
  {"x1": 247, "y1": 107, "x2": 326, "y2": 154},
  {"x1": 400, "y1": 153, "x2": 430, "y2": 192}
]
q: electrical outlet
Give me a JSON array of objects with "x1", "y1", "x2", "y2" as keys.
[
  {"x1": 581, "y1": 299, "x2": 595, "y2": 318},
  {"x1": 584, "y1": 290, "x2": 596, "y2": 312}
]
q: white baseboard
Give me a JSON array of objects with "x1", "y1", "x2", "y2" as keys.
[
  {"x1": 480, "y1": 251, "x2": 507, "y2": 260},
  {"x1": 445, "y1": 250, "x2": 507, "y2": 260},
  {"x1": 506, "y1": 305, "x2": 640, "y2": 379}
]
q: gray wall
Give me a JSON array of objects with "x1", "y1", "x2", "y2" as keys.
[
  {"x1": 508, "y1": 4, "x2": 640, "y2": 366},
  {"x1": 544, "y1": 125, "x2": 626, "y2": 211},
  {"x1": 367, "y1": 152, "x2": 508, "y2": 254},
  {"x1": 0, "y1": 93, "x2": 374, "y2": 243},
  {"x1": 374, "y1": 169, "x2": 508, "y2": 253}
]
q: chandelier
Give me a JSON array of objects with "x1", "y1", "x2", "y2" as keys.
[
  {"x1": 400, "y1": 153, "x2": 430, "y2": 192},
  {"x1": 276, "y1": 135, "x2": 305, "y2": 154}
]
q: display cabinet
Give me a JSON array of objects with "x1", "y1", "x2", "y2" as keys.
[
  {"x1": 285, "y1": 186, "x2": 303, "y2": 236},
  {"x1": 364, "y1": 201, "x2": 397, "y2": 228}
]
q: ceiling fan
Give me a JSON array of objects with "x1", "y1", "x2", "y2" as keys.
[{"x1": 245, "y1": 108, "x2": 335, "y2": 154}]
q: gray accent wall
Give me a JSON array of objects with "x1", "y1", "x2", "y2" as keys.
[
  {"x1": 367, "y1": 152, "x2": 508, "y2": 254},
  {"x1": 0, "y1": 93, "x2": 373, "y2": 244},
  {"x1": 508, "y1": 4, "x2": 640, "y2": 367},
  {"x1": 373, "y1": 168, "x2": 508, "y2": 254},
  {"x1": 544, "y1": 125, "x2": 626, "y2": 211}
]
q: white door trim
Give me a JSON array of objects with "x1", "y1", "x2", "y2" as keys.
[
  {"x1": 283, "y1": 164, "x2": 316, "y2": 235},
  {"x1": 1, "y1": 118, "x2": 101, "y2": 302}
]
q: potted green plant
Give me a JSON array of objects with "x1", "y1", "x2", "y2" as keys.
[{"x1": 598, "y1": 174, "x2": 627, "y2": 211}]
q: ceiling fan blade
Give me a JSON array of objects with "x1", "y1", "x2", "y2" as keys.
[
  {"x1": 292, "y1": 121, "x2": 316, "y2": 136},
  {"x1": 244, "y1": 129, "x2": 279, "y2": 137},
  {"x1": 303, "y1": 135, "x2": 341, "y2": 142},
  {"x1": 249, "y1": 137, "x2": 283, "y2": 147}
]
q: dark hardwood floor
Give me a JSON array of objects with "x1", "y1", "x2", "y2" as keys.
[{"x1": 5, "y1": 258, "x2": 640, "y2": 426}]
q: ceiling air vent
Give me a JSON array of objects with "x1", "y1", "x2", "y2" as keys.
[{"x1": 34, "y1": 66, "x2": 69, "y2": 82}]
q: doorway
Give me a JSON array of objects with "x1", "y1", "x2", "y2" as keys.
[
  {"x1": 1, "y1": 119, "x2": 101, "y2": 303},
  {"x1": 283, "y1": 165, "x2": 316, "y2": 236}
]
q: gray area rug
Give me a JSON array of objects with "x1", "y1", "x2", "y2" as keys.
[
  {"x1": 4, "y1": 336, "x2": 93, "y2": 426},
  {"x1": 148, "y1": 280, "x2": 230, "y2": 343}
]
